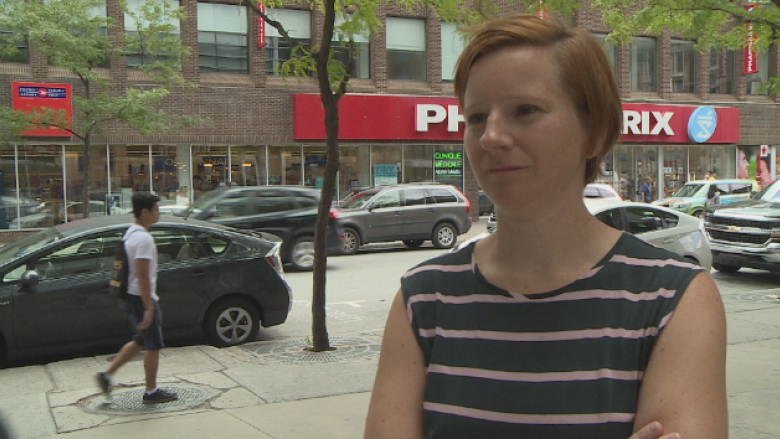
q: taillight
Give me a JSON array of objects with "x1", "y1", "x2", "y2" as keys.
[
  {"x1": 453, "y1": 187, "x2": 470, "y2": 214},
  {"x1": 329, "y1": 210, "x2": 340, "y2": 219}
]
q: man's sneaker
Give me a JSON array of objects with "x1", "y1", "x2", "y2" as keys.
[
  {"x1": 96, "y1": 372, "x2": 111, "y2": 397},
  {"x1": 142, "y1": 388, "x2": 178, "y2": 404}
]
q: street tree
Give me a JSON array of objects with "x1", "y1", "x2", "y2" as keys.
[
  {"x1": 537, "y1": 0, "x2": 780, "y2": 95},
  {"x1": 251, "y1": 0, "x2": 482, "y2": 352},
  {"x1": 0, "y1": 0, "x2": 198, "y2": 216}
]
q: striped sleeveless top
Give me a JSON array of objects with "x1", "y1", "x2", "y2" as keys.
[{"x1": 400, "y1": 233, "x2": 703, "y2": 439}]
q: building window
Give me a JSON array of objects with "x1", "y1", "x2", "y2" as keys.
[
  {"x1": 264, "y1": 9, "x2": 311, "y2": 75},
  {"x1": 709, "y1": 48, "x2": 733, "y2": 94},
  {"x1": 670, "y1": 40, "x2": 696, "y2": 93},
  {"x1": 198, "y1": 3, "x2": 248, "y2": 73},
  {"x1": 746, "y1": 49, "x2": 770, "y2": 95},
  {"x1": 631, "y1": 37, "x2": 657, "y2": 92},
  {"x1": 592, "y1": 33, "x2": 616, "y2": 70},
  {"x1": 331, "y1": 16, "x2": 370, "y2": 79},
  {"x1": 386, "y1": 17, "x2": 426, "y2": 81},
  {"x1": 0, "y1": 28, "x2": 29, "y2": 63},
  {"x1": 441, "y1": 22, "x2": 464, "y2": 81},
  {"x1": 124, "y1": 0, "x2": 180, "y2": 68}
]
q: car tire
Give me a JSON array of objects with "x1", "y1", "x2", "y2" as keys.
[
  {"x1": 712, "y1": 262, "x2": 740, "y2": 274},
  {"x1": 432, "y1": 223, "x2": 457, "y2": 249},
  {"x1": 403, "y1": 239, "x2": 424, "y2": 249},
  {"x1": 204, "y1": 297, "x2": 260, "y2": 348},
  {"x1": 693, "y1": 210, "x2": 704, "y2": 219},
  {"x1": 341, "y1": 227, "x2": 360, "y2": 255},
  {"x1": 290, "y1": 236, "x2": 315, "y2": 271}
]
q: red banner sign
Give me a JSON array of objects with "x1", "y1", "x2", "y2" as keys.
[
  {"x1": 293, "y1": 94, "x2": 741, "y2": 144},
  {"x1": 11, "y1": 82, "x2": 73, "y2": 137},
  {"x1": 745, "y1": 4, "x2": 757, "y2": 75},
  {"x1": 257, "y1": 2, "x2": 266, "y2": 48}
]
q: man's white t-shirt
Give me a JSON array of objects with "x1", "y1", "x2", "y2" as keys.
[{"x1": 124, "y1": 225, "x2": 159, "y2": 302}]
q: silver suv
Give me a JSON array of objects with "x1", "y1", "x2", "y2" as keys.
[{"x1": 336, "y1": 183, "x2": 472, "y2": 254}]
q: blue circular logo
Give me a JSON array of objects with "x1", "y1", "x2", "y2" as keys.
[{"x1": 687, "y1": 106, "x2": 718, "y2": 143}]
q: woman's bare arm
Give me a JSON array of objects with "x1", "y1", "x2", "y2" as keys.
[
  {"x1": 633, "y1": 272, "x2": 728, "y2": 439},
  {"x1": 364, "y1": 290, "x2": 427, "y2": 439}
]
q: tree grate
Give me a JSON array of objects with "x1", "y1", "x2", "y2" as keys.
[
  {"x1": 83, "y1": 384, "x2": 216, "y2": 415},
  {"x1": 242, "y1": 336, "x2": 381, "y2": 363}
]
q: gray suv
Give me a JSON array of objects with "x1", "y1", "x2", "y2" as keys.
[{"x1": 336, "y1": 184, "x2": 472, "y2": 254}]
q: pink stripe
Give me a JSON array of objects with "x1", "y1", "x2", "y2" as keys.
[
  {"x1": 658, "y1": 311, "x2": 673, "y2": 330},
  {"x1": 424, "y1": 402, "x2": 635, "y2": 425},
  {"x1": 427, "y1": 364, "x2": 643, "y2": 382},
  {"x1": 416, "y1": 326, "x2": 660, "y2": 341},
  {"x1": 403, "y1": 263, "x2": 473, "y2": 279},
  {"x1": 610, "y1": 254, "x2": 701, "y2": 270}
]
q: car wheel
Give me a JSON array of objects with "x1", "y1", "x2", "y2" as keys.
[
  {"x1": 712, "y1": 262, "x2": 740, "y2": 274},
  {"x1": 340, "y1": 227, "x2": 360, "y2": 255},
  {"x1": 693, "y1": 210, "x2": 704, "y2": 219},
  {"x1": 403, "y1": 239, "x2": 424, "y2": 249},
  {"x1": 432, "y1": 223, "x2": 457, "y2": 249},
  {"x1": 204, "y1": 297, "x2": 260, "y2": 347},
  {"x1": 290, "y1": 236, "x2": 315, "y2": 271}
]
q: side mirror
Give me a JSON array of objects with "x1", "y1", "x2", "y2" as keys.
[
  {"x1": 367, "y1": 204, "x2": 375, "y2": 212},
  {"x1": 20, "y1": 270, "x2": 41, "y2": 286}
]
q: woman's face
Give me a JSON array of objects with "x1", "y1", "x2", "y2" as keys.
[
  {"x1": 737, "y1": 149, "x2": 749, "y2": 179},
  {"x1": 462, "y1": 46, "x2": 590, "y2": 214},
  {"x1": 758, "y1": 158, "x2": 771, "y2": 182}
]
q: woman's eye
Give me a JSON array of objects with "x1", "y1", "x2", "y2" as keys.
[
  {"x1": 466, "y1": 113, "x2": 487, "y2": 125},
  {"x1": 516, "y1": 106, "x2": 538, "y2": 116}
]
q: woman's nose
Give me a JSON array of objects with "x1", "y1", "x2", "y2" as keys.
[{"x1": 480, "y1": 115, "x2": 513, "y2": 151}]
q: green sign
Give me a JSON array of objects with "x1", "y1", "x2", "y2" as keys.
[{"x1": 434, "y1": 151, "x2": 463, "y2": 177}]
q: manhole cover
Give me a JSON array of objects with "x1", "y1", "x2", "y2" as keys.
[
  {"x1": 84, "y1": 384, "x2": 218, "y2": 415},
  {"x1": 243, "y1": 336, "x2": 380, "y2": 363},
  {"x1": 726, "y1": 292, "x2": 780, "y2": 302}
]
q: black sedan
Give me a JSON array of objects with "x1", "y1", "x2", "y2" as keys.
[{"x1": 0, "y1": 215, "x2": 292, "y2": 365}]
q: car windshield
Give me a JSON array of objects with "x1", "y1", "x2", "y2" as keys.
[
  {"x1": 341, "y1": 189, "x2": 380, "y2": 209},
  {"x1": 673, "y1": 184, "x2": 706, "y2": 198},
  {"x1": 0, "y1": 227, "x2": 63, "y2": 262},
  {"x1": 755, "y1": 180, "x2": 780, "y2": 202}
]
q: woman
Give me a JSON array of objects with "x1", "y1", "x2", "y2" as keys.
[
  {"x1": 705, "y1": 185, "x2": 721, "y2": 209},
  {"x1": 365, "y1": 15, "x2": 726, "y2": 439}
]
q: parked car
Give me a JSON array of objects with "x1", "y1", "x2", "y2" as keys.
[
  {"x1": 0, "y1": 215, "x2": 291, "y2": 365},
  {"x1": 703, "y1": 179, "x2": 780, "y2": 273},
  {"x1": 479, "y1": 199, "x2": 711, "y2": 271},
  {"x1": 584, "y1": 183, "x2": 623, "y2": 200},
  {"x1": 158, "y1": 204, "x2": 190, "y2": 216},
  {"x1": 653, "y1": 179, "x2": 753, "y2": 218},
  {"x1": 178, "y1": 186, "x2": 342, "y2": 271},
  {"x1": 478, "y1": 190, "x2": 494, "y2": 215},
  {"x1": 337, "y1": 183, "x2": 472, "y2": 254},
  {"x1": 0, "y1": 196, "x2": 46, "y2": 228}
]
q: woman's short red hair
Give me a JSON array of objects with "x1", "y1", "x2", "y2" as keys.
[{"x1": 454, "y1": 14, "x2": 622, "y2": 184}]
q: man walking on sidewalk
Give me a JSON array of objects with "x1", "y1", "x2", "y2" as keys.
[{"x1": 96, "y1": 192, "x2": 177, "y2": 404}]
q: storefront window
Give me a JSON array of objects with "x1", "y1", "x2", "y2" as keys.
[
  {"x1": 7, "y1": 145, "x2": 64, "y2": 228},
  {"x1": 689, "y1": 145, "x2": 735, "y2": 181},
  {"x1": 303, "y1": 145, "x2": 327, "y2": 188},
  {"x1": 0, "y1": 145, "x2": 19, "y2": 228},
  {"x1": 267, "y1": 145, "x2": 302, "y2": 185},
  {"x1": 614, "y1": 145, "x2": 637, "y2": 201},
  {"x1": 746, "y1": 50, "x2": 770, "y2": 95},
  {"x1": 635, "y1": 146, "x2": 658, "y2": 201},
  {"x1": 231, "y1": 145, "x2": 267, "y2": 186},
  {"x1": 109, "y1": 145, "x2": 151, "y2": 213},
  {"x1": 152, "y1": 145, "x2": 189, "y2": 205},
  {"x1": 709, "y1": 48, "x2": 733, "y2": 94},
  {"x1": 631, "y1": 37, "x2": 657, "y2": 92},
  {"x1": 433, "y1": 144, "x2": 464, "y2": 191},
  {"x1": 662, "y1": 146, "x2": 687, "y2": 198},
  {"x1": 339, "y1": 145, "x2": 370, "y2": 196},
  {"x1": 386, "y1": 17, "x2": 426, "y2": 81},
  {"x1": 371, "y1": 145, "x2": 401, "y2": 186},
  {"x1": 65, "y1": 144, "x2": 109, "y2": 221},
  {"x1": 670, "y1": 40, "x2": 696, "y2": 93},
  {"x1": 192, "y1": 145, "x2": 229, "y2": 200},
  {"x1": 404, "y1": 144, "x2": 433, "y2": 183}
]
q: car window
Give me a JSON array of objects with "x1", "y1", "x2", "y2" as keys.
[
  {"x1": 672, "y1": 184, "x2": 705, "y2": 198},
  {"x1": 729, "y1": 183, "x2": 752, "y2": 194},
  {"x1": 404, "y1": 189, "x2": 426, "y2": 206},
  {"x1": 198, "y1": 232, "x2": 230, "y2": 255},
  {"x1": 583, "y1": 187, "x2": 600, "y2": 198},
  {"x1": 342, "y1": 189, "x2": 380, "y2": 209},
  {"x1": 247, "y1": 192, "x2": 292, "y2": 214},
  {"x1": 3, "y1": 263, "x2": 28, "y2": 284},
  {"x1": 293, "y1": 194, "x2": 318, "y2": 208},
  {"x1": 625, "y1": 207, "x2": 665, "y2": 235},
  {"x1": 659, "y1": 210, "x2": 679, "y2": 228},
  {"x1": 372, "y1": 190, "x2": 401, "y2": 208},
  {"x1": 211, "y1": 192, "x2": 253, "y2": 218},
  {"x1": 594, "y1": 209, "x2": 622, "y2": 230},
  {"x1": 35, "y1": 232, "x2": 123, "y2": 280},
  {"x1": 427, "y1": 188, "x2": 458, "y2": 203},
  {"x1": 151, "y1": 229, "x2": 206, "y2": 262}
]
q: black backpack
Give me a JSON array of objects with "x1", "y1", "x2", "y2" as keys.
[{"x1": 109, "y1": 228, "x2": 141, "y2": 299}]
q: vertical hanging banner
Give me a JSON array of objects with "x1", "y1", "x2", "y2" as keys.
[
  {"x1": 744, "y1": 4, "x2": 757, "y2": 75},
  {"x1": 537, "y1": 0, "x2": 547, "y2": 20},
  {"x1": 11, "y1": 82, "x2": 73, "y2": 137},
  {"x1": 257, "y1": 2, "x2": 266, "y2": 48}
]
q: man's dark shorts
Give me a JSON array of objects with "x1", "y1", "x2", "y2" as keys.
[{"x1": 119, "y1": 295, "x2": 164, "y2": 351}]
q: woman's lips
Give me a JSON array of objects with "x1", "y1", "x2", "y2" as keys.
[{"x1": 488, "y1": 166, "x2": 525, "y2": 174}]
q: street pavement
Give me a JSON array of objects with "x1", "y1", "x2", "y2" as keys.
[{"x1": 1, "y1": 218, "x2": 780, "y2": 438}]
